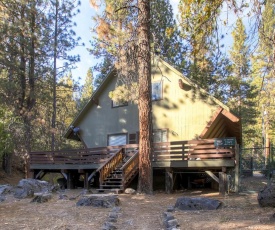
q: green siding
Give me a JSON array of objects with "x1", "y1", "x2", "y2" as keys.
[{"x1": 74, "y1": 60, "x2": 225, "y2": 148}]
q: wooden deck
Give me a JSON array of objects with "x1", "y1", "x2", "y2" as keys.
[
  {"x1": 29, "y1": 139, "x2": 238, "y2": 192},
  {"x1": 30, "y1": 147, "x2": 121, "y2": 170},
  {"x1": 30, "y1": 139, "x2": 237, "y2": 170}
]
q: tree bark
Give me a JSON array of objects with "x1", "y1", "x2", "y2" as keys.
[
  {"x1": 137, "y1": 0, "x2": 153, "y2": 194},
  {"x1": 51, "y1": 1, "x2": 58, "y2": 151}
]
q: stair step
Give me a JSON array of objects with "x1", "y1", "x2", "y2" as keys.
[
  {"x1": 97, "y1": 188, "x2": 123, "y2": 194},
  {"x1": 105, "y1": 178, "x2": 123, "y2": 181},
  {"x1": 107, "y1": 175, "x2": 122, "y2": 178},
  {"x1": 111, "y1": 171, "x2": 122, "y2": 173},
  {"x1": 99, "y1": 184, "x2": 122, "y2": 189},
  {"x1": 103, "y1": 181, "x2": 122, "y2": 184}
]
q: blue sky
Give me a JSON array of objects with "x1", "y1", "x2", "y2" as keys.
[
  {"x1": 71, "y1": 0, "x2": 180, "y2": 85},
  {"x1": 70, "y1": 1, "x2": 243, "y2": 86}
]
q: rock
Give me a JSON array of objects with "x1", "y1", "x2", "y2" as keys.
[
  {"x1": 167, "y1": 219, "x2": 179, "y2": 228},
  {"x1": 111, "y1": 207, "x2": 121, "y2": 212},
  {"x1": 0, "y1": 196, "x2": 5, "y2": 202},
  {"x1": 166, "y1": 206, "x2": 175, "y2": 212},
  {"x1": 31, "y1": 193, "x2": 52, "y2": 203},
  {"x1": 163, "y1": 212, "x2": 178, "y2": 229},
  {"x1": 14, "y1": 179, "x2": 53, "y2": 199},
  {"x1": 14, "y1": 187, "x2": 34, "y2": 199},
  {"x1": 174, "y1": 197, "x2": 221, "y2": 210},
  {"x1": 107, "y1": 217, "x2": 117, "y2": 223},
  {"x1": 101, "y1": 221, "x2": 117, "y2": 230},
  {"x1": 163, "y1": 212, "x2": 174, "y2": 222},
  {"x1": 76, "y1": 194, "x2": 119, "y2": 208},
  {"x1": 258, "y1": 185, "x2": 275, "y2": 207},
  {"x1": 124, "y1": 188, "x2": 136, "y2": 194},
  {"x1": 109, "y1": 212, "x2": 118, "y2": 219},
  {"x1": 59, "y1": 194, "x2": 69, "y2": 200},
  {"x1": 0, "y1": 184, "x2": 13, "y2": 195}
]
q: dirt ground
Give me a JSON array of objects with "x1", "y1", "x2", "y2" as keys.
[{"x1": 0, "y1": 171, "x2": 275, "y2": 230}]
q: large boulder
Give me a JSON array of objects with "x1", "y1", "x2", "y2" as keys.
[
  {"x1": 13, "y1": 179, "x2": 53, "y2": 199},
  {"x1": 174, "y1": 197, "x2": 221, "y2": 210},
  {"x1": 0, "y1": 184, "x2": 13, "y2": 196},
  {"x1": 258, "y1": 184, "x2": 275, "y2": 207},
  {"x1": 76, "y1": 194, "x2": 119, "y2": 208}
]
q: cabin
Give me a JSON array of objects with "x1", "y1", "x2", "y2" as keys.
[{"x1": 30, "y1": 59, "x2": 241, "y2": 194}]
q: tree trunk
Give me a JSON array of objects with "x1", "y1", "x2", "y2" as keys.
[
  {"x1": 2, "y1": 153, "x2": 12, "y2": 175},
  {"x1": 51, "y1": 1, "x2": 58, "y2": 151},
  {"x1": 137, "y1": 0, "x2": 153, "y2": 194}
]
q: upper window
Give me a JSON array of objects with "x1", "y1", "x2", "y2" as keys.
[
  {"x1": 153, "y1": 129, "x2": 168, "y2": 143},
  {"x1": 152, "y1": 81, "x2": 163, "y2": 101},
  {"x1": 108, "y1": 133, "x2": 127, "y2": 146},
  {"x1": 112, "y1": 100, "x2": 128, "y2": 108}
]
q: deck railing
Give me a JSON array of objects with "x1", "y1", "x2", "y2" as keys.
[
  {"x1": 30, "y1": 147, "x2": 120, "y2": 165},
  {"x1": 29, "y1": 139, "x2": 235, "y2": 166},
  {"x1": 152, "y1": 139, "x2": 235, "y2": 162}
]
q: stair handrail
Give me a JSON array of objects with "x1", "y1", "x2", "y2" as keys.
[
  {"x1": 120, "y1": 149, "x2": 139, "y2": 170},
  {"x1": 121, "y1": 150, "x2": 139, "y2": 189},
  {"x1": 98, "y1": 148, "x2": 123, "y2": 185}
]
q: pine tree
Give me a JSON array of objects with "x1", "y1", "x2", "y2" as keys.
[
  {"x1": 228, "y1": 18, "x2": 257, "y2": 147},
  {"x1": 251, "y1": 0, "x2": 275, "y2": 146},
  {"x1": 79, "y1": 67, "x2": 94, "y2": 110},
  {"x1": 90, "y1": 0, "x2": 153, "y2": 193},
  {"x1": 150, "y1": 0, "x2": 185, "y2": 70},
  {"x1": 47, "y1": 0, "x2": 81, "y2": 151},
  {"x1": 178, "y1": 0, "x2": 225, "y2": 94},
  {"x1": 91, "y1": 0, "x2": 185, "y2": 89},
  {"x1": 0, "y1": 0, "x2": 51, "y2": 176}
]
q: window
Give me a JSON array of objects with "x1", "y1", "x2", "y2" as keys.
[
  {"x1": 153, "y1": 129, "x2": 168, "y2": 143},
  {"x1": 152, "y1": 81, "x2": 162, "y2": 101},
  {"x1": 129, "y1": 132, "x2": 139, "y2": 144},
  {"x1": 108, "y1": 133, "x2": 127, "y2": 146},
  {"x1": 112, "y1": 100, "x2": 128, "y2": 108}
]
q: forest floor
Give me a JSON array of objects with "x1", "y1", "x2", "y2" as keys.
[{"x1": 0, "y1": 170, "x2": 275, "y2": 230}]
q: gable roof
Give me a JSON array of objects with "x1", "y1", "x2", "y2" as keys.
[
  {"x1": 64, "y1": 58, "x2": 237, "y2": 141},
  {"x1": 199, "y1": 107, "x2": 241, "y2": 144}
]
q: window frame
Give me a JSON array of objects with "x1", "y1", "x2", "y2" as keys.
[
  {"x1": 151, "y1": 81, "x2": 163, "y2": 101},
  {"x1": 153, "y1": 129, "x2": 168, "y2": 143},
  {"x1": 107, "y1": 133, "x2": 128, "y2": 146},
  {"x1": 111, "y1": 100, "x2": 128, "y2": 108}
]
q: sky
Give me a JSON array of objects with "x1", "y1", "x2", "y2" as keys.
[
  {"x1": 70, "y1": 1, "x2": 243, "y2": 86},
  {"x1": 71, "y1": 0, "x2": 180, "y2": 85}
]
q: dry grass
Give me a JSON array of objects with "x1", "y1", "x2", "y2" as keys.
[{"x1": 0, "y1": 173, "x2": 275, "y2": 230}]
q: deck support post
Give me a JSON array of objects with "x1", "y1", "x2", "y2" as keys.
[
  {"x1": 84, "y1": 172, "x2": 89, "y2": 189},
  {"x1": 67, "y1": 172, "x2": 74, "y2": 189},
  {"x1": 165, "y1": 168, "x2": 173, "y2": 194},
  {"x1": 219, "y1": 172, "x2": 228, "y2": 195},
  {"x1": 235, "y1": 144, "x2": 240, "y2": 193}
]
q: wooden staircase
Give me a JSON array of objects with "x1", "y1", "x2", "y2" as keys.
[{"x1": 97, "y1": 148, "x2": 139, "y2": 193}]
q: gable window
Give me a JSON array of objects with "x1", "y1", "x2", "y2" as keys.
[
  {"x1": 108, "y1": 133, "x2": 127, "y2": 146},
  {"x1": 112, "y1": 100, "x2": 128, "y2": 108},
  {"x1": 153, "y1": 129, "x2": 168, "y2": 143},
  {"x1": 152, "y1": 81, "x2": 162, "y2": 101}
]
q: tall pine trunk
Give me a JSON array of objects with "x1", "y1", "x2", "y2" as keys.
[
  {"x1": 51, "y1": 1, "x2": 58, "y2": 151},
  {"x1": 137, "y1": 0, "x2": 153, "y2": 194}
]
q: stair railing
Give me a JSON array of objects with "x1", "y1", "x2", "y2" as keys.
[
  {"x1": 121, "y1": 150, "x2": 139, "y2": 190},
  {"x1": 98, "y1": 148, "x2": 123, "y2": 186}
]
